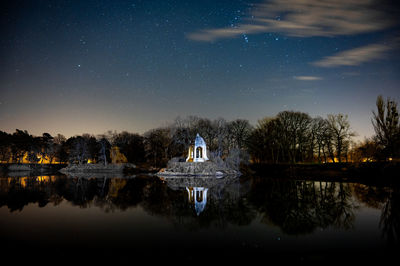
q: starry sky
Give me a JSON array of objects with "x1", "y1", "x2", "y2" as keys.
[{"x1": 1, "y1": 0, "x2": 399, "y2": 140}]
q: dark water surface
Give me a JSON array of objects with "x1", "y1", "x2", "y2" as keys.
[{"x1": 1, "y1": 173, "x2": 398, "y2": 263}]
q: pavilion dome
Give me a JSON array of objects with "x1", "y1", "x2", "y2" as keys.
[{"x1": 195, "y1": 133, "x2": 206, "y2": 147}]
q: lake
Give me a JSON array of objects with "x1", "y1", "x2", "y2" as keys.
[{"x1": 0, "y1": 173, "x2": 398, "y2": 263}]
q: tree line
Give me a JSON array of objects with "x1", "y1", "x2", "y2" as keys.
[
  {"x1": 247, "y1": 112, "x2": 355, "y2": 163},
  {"x1": 0, "y1": 95, "x2": 398, "y2": 167}
]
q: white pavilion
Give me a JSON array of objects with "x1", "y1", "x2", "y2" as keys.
[{"x1": 186, "y1": 133, "x2": 209, "y2": 162}]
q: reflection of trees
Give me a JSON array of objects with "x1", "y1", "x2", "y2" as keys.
[
  {"x1": 0, "y1": 176, "x2": 61, "y2": 211},
  {"x1": 352, "y1": 184, "x2": 389, "y2": 209},
  {"x1": 248, "y1": 177, "x2": 357, "y2": 235},
  {"x1": 2, "y1": 174, "x2": 398, "y2": 242},
  {"x1": 0, "y1": 175, "x2": 256, "y2": 230},
  {"x1": 352, "y1": 183, "x2": 399, "y2": 246},
  {"x1": 379, "y1": 188, "x2": 400, "y2": 246}
]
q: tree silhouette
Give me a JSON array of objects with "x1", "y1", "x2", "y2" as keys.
[
  {"x1": 372, "y1": 95, "x2": 400, "y2": 160},
  {"x1": 326, "y1": 114, "x2": 355, "y2": 162}
]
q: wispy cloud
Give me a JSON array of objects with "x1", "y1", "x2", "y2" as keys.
[
  {"x1": 293, "y1": 76, "x2": 323, "y2": 81},
  {"x1": 187, "y1": 0, "x2": 394, "y2": 42},
  {"x1": 312, "y1": 38, "x2": 399, "y2": 67},
  {"x1": 188, "y1": 24, "x2": 268, "y2": 42}
]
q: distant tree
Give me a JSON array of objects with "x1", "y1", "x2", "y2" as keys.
[
  {"x1": 312, "y1": 117, "x2": 329, "y2": 163},
  {"x1": 372, "y1": 95, "x2": 400, "y2": 159},
  {"x1": 276, "y1": 111, "x2": 312, "y2": 163},
  {"x1": 26, "y1": 149, "x2": 40, "y2": 163},
  {"x1": 53, "y1": 134, "x2": 66, "y2": 145},
  {"x1": 69, "y1": 136, "x2": 89, "y2": 164},
  {"x1": 112, "y1": 131, "x2": 145, "y2": 164},
  {"x1": 225, "y1": 148, "x2": 241, "y2": 170},
  {"x1": 351, "y1": 138, "x2": 381, "y2": 162},
  {"x1": 247, "y1": 112, "x2": 356, "y2": 164},
  {"x1": 196, "y1": 118, "x2": 216, "y2": 150},
  {"x1": 227, "y1": 119, "x2": 253, "y2": 150},
  {"x1": 170, "y1": 116, "x2": 231, "y2": 158},
  {"x1": 247, "y1": 117, "x2": 281, "y2": 163},
  {"x1": 10, "y1": 130, "x2": 33, "y2": 163},
  {"x1": 213, "y1": 118, "x2": 228, "y2": 157},
  {"x1": 82, "y1": 134, "x2": 99, "y2": 162},
  {"x1": 97, "y1": 137, "x2": 111, "y2": 165},
  {"x1": 144, "y1": 128, "x2": 171, "y2": 167},
  {"x1": 326, "y1": 114, "x2": 356, "y2": 163},
  {"x1": 0, "y1": 131, "x2": 11, "y2": 162},
  {"x1": 323, "y1": 123, "x2": 336, "y2": 163},
  {"x1": 38, "y1": 133, "x2": 54, "y2": 163},
  {"x1": 52, "y1": 134, "x2": 66, "y2": 163},
  {"x1": 170, "y1": 126, "x2": 191, "y2": 158},
  {"x1": 58, "y1": 141, "x2": 70, "y2": 164}
]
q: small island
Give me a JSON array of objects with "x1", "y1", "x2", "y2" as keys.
[
  {"x1": 58, "y1": 162, "x2": 136, "y2": 174},
  {"x1": 158, "y1": 134, "x2": 240, "y2": 177}
]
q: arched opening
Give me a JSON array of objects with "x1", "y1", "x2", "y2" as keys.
[
  {"x1": 196, "y1": 190, "x2": 203, "y2": 202},
  {"x1": 196, "y1": 147, "x2": 203, "y2": 158}
]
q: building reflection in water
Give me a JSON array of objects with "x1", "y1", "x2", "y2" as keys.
[{"x1": 186, "y1": 187, "x2": 208, "y2": 215}]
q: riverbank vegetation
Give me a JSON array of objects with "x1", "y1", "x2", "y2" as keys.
[{"x1": 0, "y1": 95, "x2": 399, "y2": 170}]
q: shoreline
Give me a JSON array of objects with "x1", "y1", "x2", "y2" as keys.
[{"x1": 1, "y1": 162, "x2": 399, "y2": 186}]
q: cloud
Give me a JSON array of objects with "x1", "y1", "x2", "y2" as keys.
[
  {"x1": 312, "y1": 42, "x2": 394, "y2": 67},
  {"x1": 188, "y1": 24, "x2": 268, "y2": 42},
  {"x1": 187, "y1": 0, "x2": 394, "y2": 42},
  {"x1": 293, "y1": 76, "x2": 323, "y2": 81}
]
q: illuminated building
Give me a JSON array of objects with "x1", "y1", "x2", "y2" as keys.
[{"x1": 186, "y1": 133, "x2": 209, "y2": 162}]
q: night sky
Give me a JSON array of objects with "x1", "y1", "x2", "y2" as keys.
[{"x1": 1, "y1": 0, "x2": 399, "y2": 140}]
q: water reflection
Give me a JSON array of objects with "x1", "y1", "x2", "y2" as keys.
[
  {"x1": 380, "y1": 186, "x2": 400, "y2": 245},
  {"x1": 351, "y1": 183, "x2": 400, "y2": 244},
  {"x1": 186, "y1": 187, "x2": 208, "y2": 215},
  {"x1": 0, "y1": 174, "x2": 399, "y2": 246},
  {"x1": 159, "y1": 175, "x2": 244, "y2": 217},
  {"x1": 249, "y1": 178, "x2": 357, "y2": 234}
]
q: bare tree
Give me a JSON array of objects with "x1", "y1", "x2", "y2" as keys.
[
  {"x1": 53, "y1": 134, "x2": 66, "y2": 145},
  {"x1": 144, "y1": 128, "x2": 171, "y2": 167},
  {"x1": 69, "y1": 136, "x2": 89, "y2": 164},
  {"x1": 213, "y1": 118, "x2": 228, "y2": 157},
  {"x1": 97, "y1": 136, "x2": 110, "y2": 166},
  {"x1": 277, "y1": 111, "x2": 312, "y2": 163},
  {"x1": 326, "y1": 114, "x2": 356, "y2": 163},
  {"x1": 312, "y1": 117, "x2": 332, "y2": 163},
  {"x1": 247, "y1": 117, "x2": 281, "y2": 163},
  {"x1": 39, "y1": 133, "x2": 54, "y2": 163},
  {"x1": 196, "y1": 118, "x2": 217, "y2": 150},
  {"x1": 372, "y1": 95, "x2": 400, "y2": 159},
  {"x1": 227, "y1": 119, "x2": 253, "y2": 150},
  {"x1": 112, "y1": 131, "x2": 145, "y2": 163}
]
